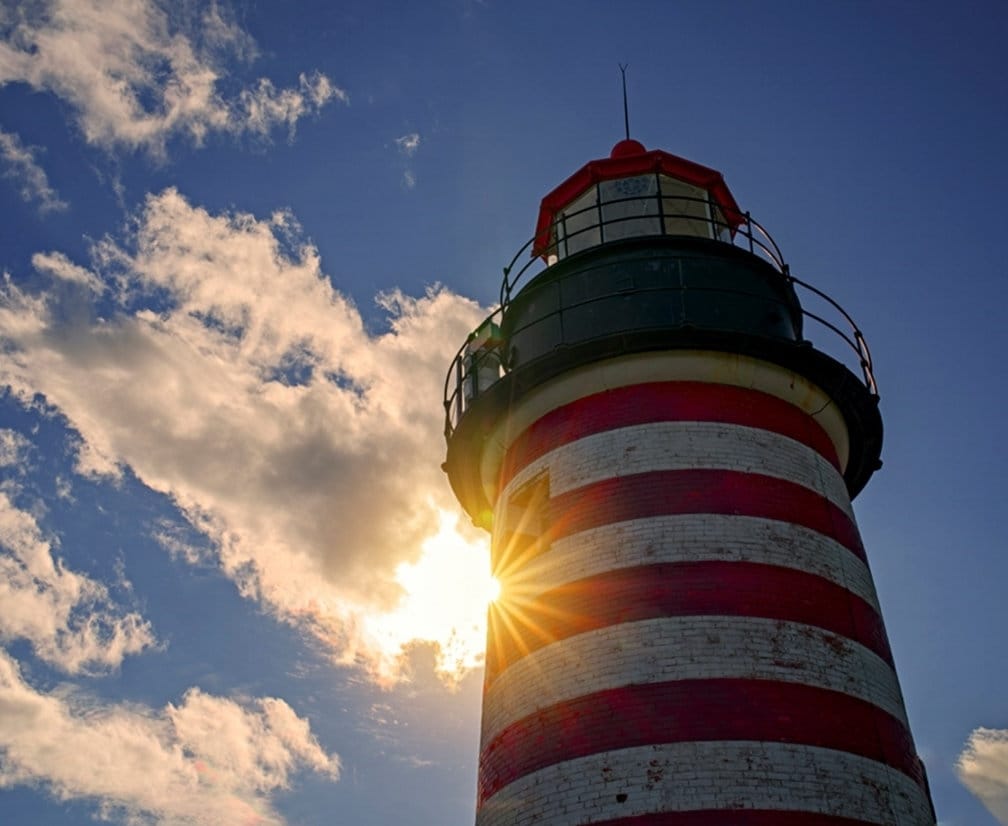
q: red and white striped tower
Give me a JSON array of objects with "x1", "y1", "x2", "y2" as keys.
[{"x1": 443, "y1": 139, "x2": 936, "y2": 826}]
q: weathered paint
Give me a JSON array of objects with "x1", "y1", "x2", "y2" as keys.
[
  {"x1": 475, "y1": 368, "x2": 933, "y2": 825},
  {"x1": 475, "y1": 742, "x2": 935, "y2": 826}
]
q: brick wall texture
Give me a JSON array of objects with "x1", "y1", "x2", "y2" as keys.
[{"x1": 476, "y1": 380, "x2": 936, "y2": 826}]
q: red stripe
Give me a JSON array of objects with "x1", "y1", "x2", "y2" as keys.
[
  {"x1": 484, "y1": 561, "x2": 892, "y2": 685},
  {"x1": 581, "y1": 813, "x2": 890, "y2": 826},
  {"x1": 501, "y1": 382, "x2": 841, "y2": 489},
  {"x1": 545, "y1": 469, "x2": 864, "y2": 560},
  {"x1": 477, "y1": 679, "x2": 926, "y2": 806}
]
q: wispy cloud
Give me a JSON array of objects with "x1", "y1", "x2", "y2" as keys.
[
  {"x1": 0, "y1": 189, "x2": 490, "y2": 682},
  {"x1": 394, "y1": 132, "x2": 420, "y2": 188},
  {"x1": 958, "y1": 727, "x2": 1008, "y2": 824},
  {"x1": 0, "y1": 650, "x2": 339, "y2": 825},
  {"x1": 395, "y1": 132, "x2": 421, "y2": 156},
  {"x1": 0, "y1": 129, "x2": 68, "y2": 213},
  {"x1": 0, "y1": 484, "x2": 338, "y2": 823},
  {"x1": 0, "y1": 0, "x2": 347, "y2": 157},
  {"x1": 0, "y1": 490, "x2": 155, "y2": 674},
  {"x1": 31, "y1": 251, "x2": 105, "y2": 293},
  {"x1": 0, "y1": 429, "x2": 31, "y2": 468}
]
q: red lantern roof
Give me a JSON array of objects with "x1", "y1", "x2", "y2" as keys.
[{"x1": 532, "y1": 140, "x2": 744, "y2": 258}]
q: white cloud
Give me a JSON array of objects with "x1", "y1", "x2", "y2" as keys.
[
  {"x1": 0, "y1": 128, "x2": 68, "y2": 212},
  {"x1": 0, "y1": 650, "x2": 339, "y2": 825},
  {"x1": 0, "y1": 464, "x2": 336, "y2": 822},
  {"x1": 0, "y1": 491, "x2": 155, "y2": 674},
  {"x1": 0, "y1": 0, "x2": 347, "y2": 157},
  {"x1": 395, "y1": 132, "x2": 420, "y2": 156},
  {"x1": 958, "y1": 727, "x2": 1008, "y2": 824},
  {"x1": 152, "y1": 519, "x2": 213, "y2": 567},
  {"x1": 239, "y1": 72, "x2": 340, "y2": 141},
  {"x1": 394, "y1": 133, "x2": 420, "y2": 188},
  {"x1": 0, "y1": 189, "x2": 490, "y2": 681},
  {"x1": 31, "y1": 251, "x2": 105, "y2": 294},
  {"x1": 54, "y1": 475, "x2": 74, "y2": 501},
  {"x1": 0, "y1": 428, "x2": 30, "y2": 468}
]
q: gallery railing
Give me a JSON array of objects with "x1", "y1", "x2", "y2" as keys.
[{"x1": 444, "y1": 200, "x2": 876, "y2": 439}]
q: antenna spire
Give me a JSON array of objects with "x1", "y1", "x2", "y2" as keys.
[{"x1": 619, "y1": 63, "x2": 630, "y2": 140}]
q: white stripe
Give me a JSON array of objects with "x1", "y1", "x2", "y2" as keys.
[
  {"x1": 476, "y1": 741, "x2": 934, "y2": 826},
  {"x1": 500, "y1": 513, "x2": 880, "y2": 610},
  {"x1": 504, "y1": 420, "x2": 853, "y2": 522},
  {"x1": 481, "y1": 615, "x2": 908, "y2": 746},
  {"x1": 479, "y1": 351, "x2": 854, "y2": 506}
]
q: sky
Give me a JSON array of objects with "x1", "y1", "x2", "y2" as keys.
[{"x1": 0, "y1": 1, "x2": 1006, "y2": 824}]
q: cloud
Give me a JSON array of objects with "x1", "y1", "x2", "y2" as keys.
[
  {"x1": 0, "y1": 0, "x2": 347, "y2": 157},
  {"x1": 0, "y1": 428, "x2": 31, "y2": 468},
  {"x1": 0, "y1": 650, "x2": 339, "y2": 825},
  {"x1": 0, "y1": 129, "x2": 68, "y2": 213},
  {"x1": 0, "y1": 189, "x2": 489, "y2": 681},
  {"x1": 0, "y1": 472, "x2": 336, "y2": 822},
  {"x1": 151, "y1": 518, "x2": 213, "y2": 566},
  {"x1": 958, "y1": 727, "x2": 1008, "y2": 824},
  {"x1": 0, "y1": 490, "x2": 155, "y2": 674},
  {"x1": 240, "y1": 72, "x2": 341, "y2": 141},
  {"x1": 395, "y1": 132, "x2": 420, "y2": 156},
  {"x1": 394, "y1": 133, "x2": 420, "y2": 188},
  {"x1": 31, "y1": 251, "x2": 105, "y2": 293}
]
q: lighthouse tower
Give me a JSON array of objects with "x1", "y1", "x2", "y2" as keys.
[{"x1": 443, "y1": 139, "x2": 936, "y2": 825}]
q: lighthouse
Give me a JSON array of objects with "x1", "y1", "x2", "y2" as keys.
[{"x1": 442, "y1": 138, "x2": 936, "y2": 825}]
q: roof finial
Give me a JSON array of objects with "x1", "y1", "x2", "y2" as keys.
[{"x1": 619, "y1": 63, "x2": 630, "y2": 141}]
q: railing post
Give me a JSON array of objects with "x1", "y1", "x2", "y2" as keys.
[
  {"x1": 596, "y1": 183, "x2": 605, "y2": 244},
  {"x1": 855, "y1": 331, "x2": 877, "y2": 397},
  {"x1": 455, "y1": 355, "x2": 463, "y2": 424},
  {"x1": 656, "y1": 174, "x2": 666, "y2": 236},
  {"x1": 746, "y1": 211, "x2": 753, "y2": 254}
]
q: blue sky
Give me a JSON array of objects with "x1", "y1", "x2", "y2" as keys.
[{"x1": 0, "y1": 1, "x2": 1005, "y2": 824}]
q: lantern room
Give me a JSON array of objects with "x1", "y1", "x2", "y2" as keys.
[
  {"x1": 533, "y1": 139, "x2": 745, "y2": 264},
  {"x1": 444, "y1": 138, "x2": 884, "y2": 517}
]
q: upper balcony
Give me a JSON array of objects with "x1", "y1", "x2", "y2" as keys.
[{"x1": 444, "y1": 192, "x2": 878, "y2": 442}]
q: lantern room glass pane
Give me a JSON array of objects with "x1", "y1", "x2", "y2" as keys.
[
  {"x1": 709, "y1": 202, "x2": 731, "y2": 242},
  {"x1": 556, "y1": 188, "x2": 600, "y2": 257},
  {"x1": 659, "y1": 176, "x2": 712, "y2": 238},
  {"x1": 599, "y1": 174, "x2": 660, "y2": 242}
]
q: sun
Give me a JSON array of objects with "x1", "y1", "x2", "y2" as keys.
[
  {"x1": 485, "y1": 574, "x2": 502, "y2": 604},
  {"x1": 365, "y1": 508, "x2": 496, "y2": 682}
]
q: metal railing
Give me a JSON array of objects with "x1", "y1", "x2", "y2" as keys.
[
  {"x1": 788, "y1": 271, "x2": 877, "y2": 397},
  {"x1": 499, "y1": 193, "x2": 786, "y2": 310},
  {"x1": 444, "y1": 208, "x2": 878, "y2": 440}
]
